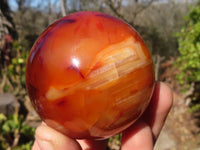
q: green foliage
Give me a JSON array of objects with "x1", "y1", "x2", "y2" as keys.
[
  {"x1": 2, "y1": 41, "x2": 29, "y2": 96},
  {"x1": 176, "y1": 1, "x2": 200, "y2": 111},
  {"x1": 108, "y1": 134, "x2": 121, "y2": 149},
  {"x1": 189, "y1": 103, "x2": 200, "y2": 113},
  {"x1": 0, "y1": 113, "x2": 35, "y2": 150}
]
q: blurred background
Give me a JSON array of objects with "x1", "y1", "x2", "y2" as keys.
[{"x1": 0, "y1": 0, "x2": 200, "y2": 149}]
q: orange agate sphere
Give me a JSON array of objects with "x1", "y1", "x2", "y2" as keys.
[{"x1": 26, "y1": 11, "x2": 155, "y2": 139}]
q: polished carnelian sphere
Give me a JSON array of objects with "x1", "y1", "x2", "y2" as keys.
[{"x1": 26, "y1": 11, "x2": 155, "y2": 139}]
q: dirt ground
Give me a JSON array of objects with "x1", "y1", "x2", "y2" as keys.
[{"x1": 155, "y1": 91, "x2": 200, "y2": 150}]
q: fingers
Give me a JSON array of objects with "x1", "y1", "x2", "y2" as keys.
[
  {"x1": 32, "y1": 82, "x2": 173, "y2": 150},
  {"x1": 32, "y1": 122, "x2": 108, "y2": 150},
  {"x1": 121, "y1": 121, "x2": 154, "y2": 150},
  {"x1": 121, "y1": 82, "x2": 173, "y2": 150},
  {"x1": 33, "y1": 123, "x2": 81, "y2": 150},
  {"x1": 32, "y1": 140, "x2": 41, "y2": 150},
  {"x1": 142, "y1": 82, "x2": 173, "y2": 139}
]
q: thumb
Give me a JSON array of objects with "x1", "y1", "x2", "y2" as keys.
[{"x1": 32, "y1": 122, "x2": 81, "y2": 150}]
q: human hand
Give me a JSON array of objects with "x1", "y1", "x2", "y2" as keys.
[{"x1": 32, "y1": 82, "x2": 173, "y2": 150}]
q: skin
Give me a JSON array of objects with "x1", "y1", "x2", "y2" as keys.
[{"x1": 32, "y1": 82, "x2": 173, "y2": 150}]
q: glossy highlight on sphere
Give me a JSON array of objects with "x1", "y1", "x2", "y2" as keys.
[{"x1": 26, "y1": 11, "x2": 155, "y2": 139}]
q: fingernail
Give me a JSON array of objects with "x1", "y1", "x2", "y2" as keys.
[
  {"x1": 35, "y1": 124, "x2": 54, "y2": 150},
  {"x1": 36, "y1": 137, "x2": 54, "y2": 150}
]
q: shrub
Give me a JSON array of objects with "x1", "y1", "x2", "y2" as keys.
[
  {"x1": 0, "y1": 113, "x2": 35, "y2": 150},
  {"x1": 176, "y1": 1, "x2": 200, "y2": 112}
]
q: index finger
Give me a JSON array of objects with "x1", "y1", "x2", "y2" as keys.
[{"x1": 121, "y1": 82, "x2": 173, "y2": 150}]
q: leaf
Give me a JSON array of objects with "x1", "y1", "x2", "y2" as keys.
[
  {"x1": 0, "y1": 114, "x2": 7, "y2": 121},
  {"x1": 2, "y1": 123, "x2": 11, "y2": 132},
  {"x1": 17, "y1": 58, "x2": 25, "y2": 64}
]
